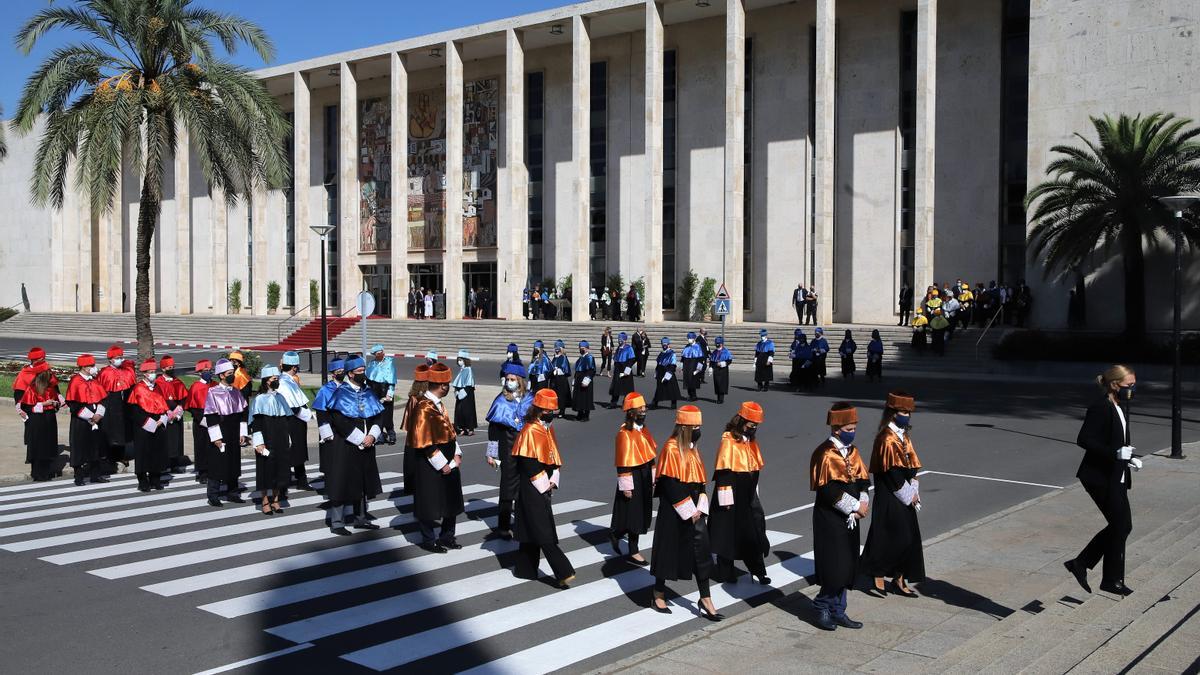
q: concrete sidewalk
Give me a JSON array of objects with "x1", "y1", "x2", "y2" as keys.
[{"x1": 603, "y1": 445, "x2": 1200, "y2": 674}]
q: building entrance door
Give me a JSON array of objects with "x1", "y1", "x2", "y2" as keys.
[
  {"x1": 463, "y1": 261, "x2": 497, "y2": 319},
  {"x1": 360, "y1": 264, "x2": 391, "y2": 317},
  {"x1": 408, "y1": 264, "x2": 444, "y2": 318}
]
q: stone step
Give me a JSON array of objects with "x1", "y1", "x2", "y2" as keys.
[
  {"x1": 978, "y1": 523, "x2": 1200, "y2": 673},
  {"x1": 928, "y1": 498, "x2": 1200, "y2": 673},
  {"x1": 1067, "y1": 566, "x2": 1200, "y2": 672}
]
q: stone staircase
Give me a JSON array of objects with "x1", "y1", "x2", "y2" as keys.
[
  {"x1": 0, "y1": 312, "x2": 1004, "y2": 373},
  {"x1": 927, "y1": 499, "x2": 1200, "y2": 674}
]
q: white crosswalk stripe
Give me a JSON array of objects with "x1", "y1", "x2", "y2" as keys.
[{"x1": 0, "y1": 465, "x2": 824, "y2": 674}]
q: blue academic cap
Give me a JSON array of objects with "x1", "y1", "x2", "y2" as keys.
[
  {"x1": 759, "y1": 329, "x2": 769, "y2": 336},
  {"x1": 329, "y1": 359, "x2": 345, "y2": 373},
  {"x1": 661, "y1": 336, "x2": 671, "y2": 345},
  {"x1": 281, "y1": 351, "x2": 300, "y2": 366},
  {"x1": 554, "y1": 339, "x2": 565, "y2": 349},
  {"x1": 618, "y1": 332, "x2": 628, "y2": 341},
  {"x1": 344, "y1": 356, "x2": 366, "y2": 371},
  {"x1": 533, "y1": 340, "x2": 544, "y2": 349},
  {"x1": 814, "y1": 327, "x2": 824, "y2": 335},
  {"x1": 507, "y1": 343, "x2": 519, "y2": 352},
  {"x1": 579, "y1": 340, "x2": 590, "y2": 348},
  {"x1": 715, "y1": 336, "x2": 724, "y2": 345},
  {"x1": 501, "y1": 362, "x2": 527, "y2": 378},
  {"x1": 687, "y1": 331, "x2": 696, "y2": 340},
  {"x1": 260, "y1": 366, "x2": 280, "y2": 379},
  {"x1": 369, "y1": 344, "x2": 385, "y2": 354},
  {"x1": 794, "y1": 328, "x2": 805, "y2": 337}
]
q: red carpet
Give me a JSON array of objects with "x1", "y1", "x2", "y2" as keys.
[{"x1": 244, "y1": 316, "x2": 361, "y2": 351}]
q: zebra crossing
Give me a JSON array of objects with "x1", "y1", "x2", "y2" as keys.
[{"x1": 0, "y1": 461, "x2": 816, "y2": 674}]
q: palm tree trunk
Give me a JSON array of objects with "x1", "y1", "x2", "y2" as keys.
[
  {"x1": 135, "y1": 170, "x2": 160, "y2": 362},
  {"x1": 1121, "y1": 221, "x2": 1147, "y2": 342}
]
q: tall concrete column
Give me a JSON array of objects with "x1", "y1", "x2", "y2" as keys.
[
  {"x1": 914, "y1": 0, "x2": 937, "y2": 295},
  {"x1": 248, "y1": 187, "x2": 267, "y2": 314},
  {"x1": 97, "y1": 192, "x2": 117, "y2": 312},
  {"x1": 569, "y1": 16, "x2": 591, "y2": 323},
  {"x1": 723, "y1": 0, "x2": 746, "y2": 324},
  {"x1": 338, "y1": 61, "x2": 360, "y2": 313},
  {"x1": 389, "y1": 53, "x2": 410, "y2": 318},
  {"x1": 813, "y1": 0, "x2": 836, "y2": 325},
  {"x1": 175, "y1": 126, "x2": 192, "y2": 314},
  {"x1": 293, "y1": 70, "x2": 312, "y2": 312},
  {"x1": 643, "y1": 0, "x2": 665, "y2": 323},
  {"x1": 444, "y1": 40, "x2": 465, "y2": 320},
  {"x1": 500, "y1": 29, "x2": 529, "y2": 321},
  {"x1": 211, "y1": 188, "x2": 228, "y2": 314}
]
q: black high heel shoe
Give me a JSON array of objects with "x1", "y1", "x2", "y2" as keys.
[
  {"x1": 888, "y1": 580, "x2": 918, "y2": 598},
  {"x1": 699, "y1": 600, "x2": 725, "y2": 622},
  {"x1": 651, "y1": 592, "x2": 671, "y2": 614}
]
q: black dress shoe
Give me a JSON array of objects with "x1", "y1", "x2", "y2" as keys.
[
  {"x1": 441, "y1": 540, "x2": 463, "y2": 550},
  {"x1": 754, "y1": 575, "x2": 772, "y2": 585},
  {"x1": 888, "y1": 581, "x2": 918, "y2": 598},
  {"x1": 1099, "y1": 580, "x2": 1133, "y2": 596},
  {"x1": 628, "y1": 555, "x2": 650, "y2": 567},
  {"x1": 1064, "y1": 559, "x2": 1092, "y2": 594},
  {"x1": 351, "y1": 521, "x2": 381, "y2": 530},
  {"x1": 137, "y1": 485, "x2": 151, "y2": 493},
  {"x1": 295, "y1": 482, "x2": 312, "y2": 491},
  {"x1": 419, "y1": 541, "x2": 448, "y2": 554},
  {"x1": 833, "y1": 614, "x2": 863, "y2": 629},
  {"x1": 814, "y1": 609, "x2": 836, "y2": 631},
  {"x1": 226, "y1": 495, "x2": 245, "y2": 504},
  {"x1": 651, "y1": 600, "x2": 672, "y2": 614},
  {"x1": 207, "y1": 498, "x2": 223, "y2": 508},
  {"x1": 92, "y1": 475, "x2": 109, "y2": 483},
  {"x1": 74, "y1": 477, "x2": 86, "y2": 486},
  {"x1": 331, "y1": 527, "x2": 352, "y2": 536}
]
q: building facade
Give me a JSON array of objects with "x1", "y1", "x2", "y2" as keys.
[{"x1": 1, "y1": 0, "x2": 1198, "y2": 329}]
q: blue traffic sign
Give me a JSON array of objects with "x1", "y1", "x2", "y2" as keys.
[{"x1": 714, "y1": 298, "x2": 731, "y2": 316}]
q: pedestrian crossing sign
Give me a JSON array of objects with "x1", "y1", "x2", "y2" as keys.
[{"x1": 714, "y1": 298, "x2": 731, "y2": 316}]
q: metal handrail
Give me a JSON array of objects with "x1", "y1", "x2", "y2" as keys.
[
  {"x1": 276, "y1": 304, "x2": 313, "y2": 343},
  {"x1": 974, "y1": 303, "x2": 1006, "y2": 360}
]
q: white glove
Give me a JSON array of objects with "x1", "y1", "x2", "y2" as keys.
[
  {"x1": 1128, "y1": 457, "x2": 1143, "y2": 471},
  {"x1": 846, "y1": 514, "x2": 858, "y2": 530},
  {"x1": 1117, "y1": 445, "x2": 1133, "y2": 461},
  {"x1": 914, "y1": 501, "x2": 922, "y2": 512}
]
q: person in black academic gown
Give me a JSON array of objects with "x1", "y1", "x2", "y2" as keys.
[
  {"x1": 649, "y1": 405, "x2": 723, "y2": 621},
  {"x1": 610, "y1": 393, "x2": 657, "y2": 564},
  {"x1": 511, "y1": 388, "x2": 576, "y2": 587},
  {"x1": 65, "y1": 355, "x2": 109, "y2": 485},
  {"x1": 325, "y1": 356, "x2": 386, "y2": 534},
  {"x1": 861, "y1": 392, "x2": 925, "y2": 597},
  {"x1": 485, "y1": 363, "x2": 532, "y2": 539},
  {"x1": 651, "y1": 337, "x2": 681, "y2": 410},
  {"x1": 681, "y1": 332, "x2": 705, "y2": 402},
  {"x1": 203, "y1": 359, "x2": 250, "y2": 507},
  {"x1": 708, "y1": 337, "x2": 732, "y2": 404},
  {"x1": 754, "y1": 330, "x2": 774, "y2": 392},
  {"x1": 127, "y1": 359, "x2": 170, "y2": 492},
  {"x1": 1064, "y1": 365, "x2": 1139, "y2": 597},
  {"x1": 809, "y1": 402, "x2": 871, "y2": 631},
  {"x1": 185, "y1": 360, "x2": 214, "y2": 484},
  {"x1": 572, "y1": 341, "x2": 596, "y2": 421},
  {"x1": 408, "y1": 362, "x2": 464, "y2": 550},
  {"x1": 248, "y1": 367, "x2": 294, "y2": 515},
  {"x1": 709, "y1": 403, "x2": 771, "y2": 585},
  {"x1": 548, "y1": 340, "x2": 573, "y2": 418},
  {"x1": 632, "y1": 328, "x2": 651, "y2": 377},
  {"x1": 608, "y1": 332, "x2": 637, "y2": 406},
  {"x1": 19, "y1": 365, "x2": 61, "y2": 482}
]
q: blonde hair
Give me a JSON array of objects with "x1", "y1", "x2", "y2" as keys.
[{"x1": 1097, "y1": 364, "x2": 1134, "y2": 392}]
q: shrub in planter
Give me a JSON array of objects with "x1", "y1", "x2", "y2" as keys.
[
  {"x1": 309, "y1": 279, "x2": 320, "y2": 314},
  {"x1": 266, "y1": 281, "x2": 281, "y2": 314},
  {"x1": 694, "y1": 277, "x2": 718, "y2": 321},
  {"x1": 678, "y1": 270, "x2": 699, "y2": 320},
  {"x1": 228, "y1": 279, "x2": 242, "y2": 314}
]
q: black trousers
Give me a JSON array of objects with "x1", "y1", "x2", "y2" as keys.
[
  {"x1": 900, "y1": 308, "x2": 912, "y2": 325},
  {"x1": 518, "y1": 541, "x2": 574, "y2": 581},
  {"x1": 498, "y1": 500, "x2": 514, "y2": 531},
  {"x1": 655, "y1": 575, "x2": 712, "y2": 598},
  {"x1": 718, "y1": 553, "x2": 766, "y2": 580},
  {"x1": 1077, "y1": 481, "x2": 1132, "y2": 583},
  {"x1": 419, "y1": 516, "x2": 457, "y2": 543},
  {"x1": 805, "y1": 305, "x2": 817, "y2": 324},
  {"x1": 795, "y1": 305, "x2": 804, "y2": 324}
]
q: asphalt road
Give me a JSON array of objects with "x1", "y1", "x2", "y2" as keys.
[{"x1": 0, "y1": 336, "x2": 1197, "y2": 674}]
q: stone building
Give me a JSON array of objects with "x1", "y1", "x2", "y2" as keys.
[{"x1": 0, "y1": 0, "x2": 1197, "y2": 329}]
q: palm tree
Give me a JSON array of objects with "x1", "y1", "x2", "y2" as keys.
[
  {"x1": 1026, "y1": 113, "x2": 1200, "y2": 339},
  {"x1": 13, "y1": 0, "x2": 289, "y2": 359}
]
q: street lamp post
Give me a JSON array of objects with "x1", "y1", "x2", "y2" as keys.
[
  {"x1": 1156, "y1": 194, "x2": 1199, "y2": 459},
  {"x1": 310, "y1": 223, "x2": 336, "y2": 383}
]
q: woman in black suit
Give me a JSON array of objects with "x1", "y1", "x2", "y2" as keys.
[{"x1": 1064, "y1": 364, "x2": 1138, "y2": 597}]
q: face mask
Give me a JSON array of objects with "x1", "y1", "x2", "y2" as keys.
[
  {"x1": 743, "y1": 426, "x2": 758, "y2": 440},
  {"x1": 457, "y1": 359, "x2": 464, "y2": 367},
  {"x1": 351, "y1": 373, "x2": 367, "y2": 386},
  {"x1": 223, "y1": 374, "x2": 236, "y2": 385},
  {"x1": 836, "y1": 429, "x2": 856, "y2": 446},
  {"x1": 1118, "y1": 385, "x2": 1135, "y2": 401},
  {"x1": 894, "y1": 414, "x2": 911, "y2": 428},
  {"x1": 268, "y1": 380, "x2": 280, "y2": 390},
  {"x1": 163, "y1": 369, "x2": 174, "y2": 378},
  {"x1": 199, "y1": 371, "x2": 213, "y2": 382},
  {"x1": 334, "y1": 373, "x2": 346, "y2": 383},
  {"x1": 691, "y1": 428, "x2": 703, "y2": 443},
  {"x1": 86, "y1": 366, "x2": 98, "y2": 377},
  {"x1": 503, "y1": 379, "x2": 519, "y2": 392},
  {"x1": 759, "y1": 336, "x2": 766, "y2": 342},
  {"x1": 145, "y1": 373, "x2": 158, "y2": 383},
  {"x1": 540, "y1": 412, "x2": 555, "y2": 424},
  {"x1": 579, "y1": 349, "x2": 586, "y2": 356},
  {"x1": 688, "y1": 339, "x2": 695, "y2": 345},
  {"x1": 112, "y1": 358, "x2": 125, "y2": 367},
  {"x1": 635, "y1": 414, "x2": 647, "y2": 425},
  {"x1": 507, "y1": 353, "x2": 514, "y2": 361}
]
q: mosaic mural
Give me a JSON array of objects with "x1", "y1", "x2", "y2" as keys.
[
  {"x1": 408, "y1": 88, "x2": 446, "y2": 250},
  {"x1": 462, "y1": 78, "x2": 498, "y2": 248},
  {"x1": 358, "y1": 98, "x2": 391, "y2": 253}
]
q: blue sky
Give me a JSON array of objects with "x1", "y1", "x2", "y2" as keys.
[{"x1": 0, "y1": 0, "x2": 569, "y2": 116}]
